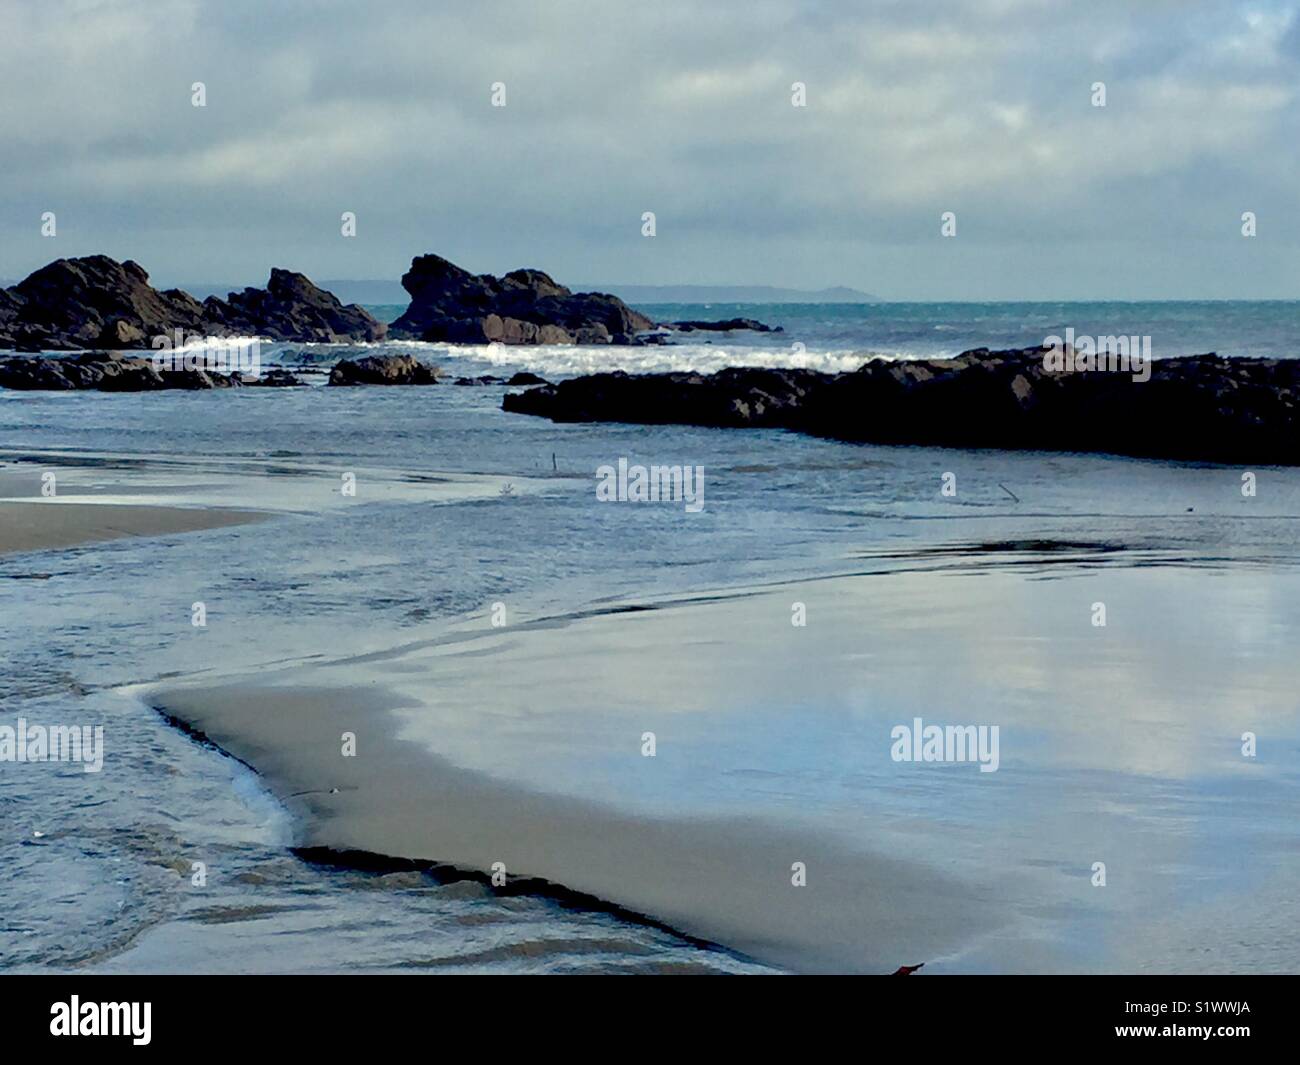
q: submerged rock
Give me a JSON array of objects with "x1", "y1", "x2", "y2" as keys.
[
  {"x1": 449, "y1": 371, "x2": 549, "y2": 387},
  {"x1": 0, "y1": 256, "x2": 386, "y2": 350},
  {"x1": 503, "y1": 346, "x2": 1300, "y2": 465},
  {"x1": 669, "y1": 318, "x2": 782, "y2": 333},
  {"x1": 327, "y1": 354, "x2": 440, "y2": 386},
  {"x1": 452, "y1": 375, "x2": 507, "y2": 386},
  {"x1": 235, "y1": 368, "x2": 307, "y2": 387}
]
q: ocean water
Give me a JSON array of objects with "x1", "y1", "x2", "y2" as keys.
[
  {"x1": 364, "y1": 298, "x2": 1300, "y2": 372},
  {"x1": 2, "y1": 302, "x2": 1299, "y2": 973}
]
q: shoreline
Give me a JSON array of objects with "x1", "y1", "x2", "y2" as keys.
[
  {"x1": 146, "y1": 675, "x2": 990, "y2": 975},
  {"x1": 140, "y1": 549, "x2": 1300, "y2": 974},
  {"x1": 0, "y1": 500, "x2": 266, "y2": 557}
]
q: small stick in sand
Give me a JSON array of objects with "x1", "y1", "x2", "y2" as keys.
[{"x1": 998, "y1": 482, "x2": 1020, "y2": 503}]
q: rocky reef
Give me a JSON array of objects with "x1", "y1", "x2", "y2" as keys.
[
  {"x1": 0, "y1": 350, "x2": 305, "y2": 390},
  {"x1": 503, "y1": 346, "x2": 1300, "y2": 465},
  {"x1": 0, "y1": 256, "x2": 386, "y2": 351}
]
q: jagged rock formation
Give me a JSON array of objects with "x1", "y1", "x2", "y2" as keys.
[
  {"x1": 503, "y1": 346, "x2": 1300, "y2": 465},
  {"x1": 0, "y1": 256, "x2": 385, "y2": 351},
  {"x1": 204, "y1": 269, "x2": 386, "y2": 343},
  {"x1": 388, "y1": 254, "x2": 655, "y2": 345}
]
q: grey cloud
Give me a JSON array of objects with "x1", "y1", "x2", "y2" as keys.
[{"x1": 0, "y1": 0, "x2": 1296, "y2": 297}]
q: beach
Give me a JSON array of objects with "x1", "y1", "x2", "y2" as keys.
[
  {"x1": 143, "y1": 559, "x2": 1300, "y2": 973},
  {"x1": 5, "y1": 336, "x2": 1299, "y2": 973}
]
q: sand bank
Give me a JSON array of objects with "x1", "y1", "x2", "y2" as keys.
[
  {"x1": 148, "y1": 679, "x2": 992, "y2": 974},
  {"x1": 144, "y1": 554, "x2": 1300, "y2": 973},
  {"x1": 0, "y1": 501, "x2": 264, "y2": 556}
]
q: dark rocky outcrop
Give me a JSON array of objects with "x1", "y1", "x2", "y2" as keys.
[
  {"x1": 388, "y1": 254, "x2": 656, "y2": 345},
  {"x1": 204, "y1": 269, "x2": 386, "y2": 343},
  {"x1": 327, "y1": 354, "x2": 440, "y2": 386},
  {"x1": 0, "y1": 257, "x2": 208, "y2": 351},
  {"x1": 504, "y1": 366, "x2": 830, "y2": 427},
  {"x1": 0, "y1": 350, "x2": 239, "y2": 391},
  {"x1": 0, "y1": 351, "x2": 309, "y2": 391},
  {"x1": 503, "y1": 346, "x2": 1300, "y2": 466},
  {"x1": 669, "y1": 318, "x2": 781, "y2": 333},
  {"x1": 0, "y1": 256, "x2": 385, "y2": 350}
]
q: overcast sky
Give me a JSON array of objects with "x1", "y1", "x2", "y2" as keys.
[{"x1": 1, "y1": 0, "x2": 1297, "y2": 299}]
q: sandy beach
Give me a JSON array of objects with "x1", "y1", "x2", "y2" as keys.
[
  {"x1": 0, "y1": 463, "x2": 266, "y2": 556},
  {"x1": 145, "y1": 551, "x2": 1300, "y2": 973},
  {"x1": 0, "y1": 501, "x2": 265, "y2": 556},
  {"x1": 0, "y1": 453, "x2": 545, "y2": 558}
]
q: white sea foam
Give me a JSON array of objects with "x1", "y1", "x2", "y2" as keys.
[{"x1": 363, "y1": 340, "x2": 883, "y2": 377}]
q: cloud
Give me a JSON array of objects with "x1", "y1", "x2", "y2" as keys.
[{"x1": 0, "y1": 0, "x2": 1296, "y2": 297}]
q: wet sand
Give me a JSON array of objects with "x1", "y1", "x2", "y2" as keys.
[
  {"x1": 149, "y1": 679, "x2": 992, "y2": 974},
  {"x1": 0, "y1": 452, "x2": 550, "y2": 557},
  {"x1": 146, "y1": 551, "x2": 1300, "y2": 974},
  {"x1": 0, "y1": 501, "x2": 265, "y2": 556}
]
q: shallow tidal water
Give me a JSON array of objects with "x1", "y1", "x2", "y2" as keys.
[{"x1": 3, "y1": 331, "x2": 1300, "y2": 973}]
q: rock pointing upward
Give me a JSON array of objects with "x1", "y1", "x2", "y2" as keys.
[
  {"x1": 203, "y1": 268, "x2": 387, "y2": 344},
  {"x1": 388, "y1": 253, "x2": 655, "y2": 345},
  {"x1": 0, "y1": 256, "x2": 386, "y2": 351}
]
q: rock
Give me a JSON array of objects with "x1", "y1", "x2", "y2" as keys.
[
  {"x1": 0, "y1": 355, "x2": 82, "y2": 390},
  {"x1": 450, "y1": 372, "x2": 546, "y2": 386},
  {"x1": 484, "y1": 314, "x2": 548, "y2": 344},
  {"x1": 207, "y1": 269, "x2": 387, "y2": 343},
  {"x1": 0, "y1": 256, "x2": 386, "y2": 351},
  {"x1": 100, "y1": 319, "x2": 148, "y2": 347},
  {"x1": 537, "y1": 324, "x2": 575, "y2": 344},
  {"x1": 388, "y1": 253, "x2": 654, "y2": 345},
  {"x1": 504, "y1": 347, "x2": 1300, "y2": 466},
  {"x1": 0, "y1": 350, "x2": 238, "y2": 391},
  {"x1": 235, "y1": 368, "x2": 306, "y2": 387},
  {"x1": 571, "y1": 325, "x2": 611, "y2": 345},
  {"x1": 669, "y1": 318, "x2": 782, "y2": 333},
  {"x1": 0, "y1": 257, "x2": 210, "y2": 352},
  {"x1": 327, "y1": 354, "x2": 440, "y2": 386},
  {"x1": 504, "y1": 366, "x2": 828, "y2": 427}
]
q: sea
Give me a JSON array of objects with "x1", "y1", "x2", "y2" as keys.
[{"x1": 2, "y1": 300, "x2": 1298, "y2": 973}]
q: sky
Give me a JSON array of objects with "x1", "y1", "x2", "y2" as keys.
[{"x1": 0, "y1": 0, "x2": 1297, "y2": 299}]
